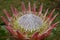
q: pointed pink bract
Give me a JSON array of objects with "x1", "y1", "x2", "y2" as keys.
[
  {"x1": 43, "y1": 8, "x2": 49, "y2": 21},
  {"x1": 49, "y1": 13, "x2": 59, "y2": 25},
  {"x1": 32, "y1": 3, "x2": 36, "y2": 14},
  {"x1": 10, "y1": 5, "x2": 18, "y2": 16},
  {"x1": 1, "y1": 16, "x2": 9, "y2": 25},
  {"x1": 38, "y1": 21, "x2": 60, "y2": 39},
  {"x1": 16, "y1": 31, "x2": 25, "y2": 39},
  {"x1": 28, "y1": 2, "x2": 31, "y2": 11},
  {"x1": 3, "y1": 9, "x2": 11, "y2": 19},
  {"x1": 38, "y1": 3, "x2": 43, "y2": 16},
  {"x1": 31, "y1": 32, "x2": 39, "y2": 38},
  {"x1": 6, "y1": 25, "x2": 16, "y2": 36},
  {"x1": 47, "y1": 9, "x2": 55, "y2": 20},
  {"x1": 21, "y1": 2, "x2": 26, "y2": 13}
]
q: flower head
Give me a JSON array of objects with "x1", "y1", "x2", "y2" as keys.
[{"x1": 1, "y1": 2, "x2": 59, "y2": 40}]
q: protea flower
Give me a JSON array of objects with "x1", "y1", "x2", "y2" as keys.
[{"x1": 1, "y1": 2, "x2": 60, "y2": 40}]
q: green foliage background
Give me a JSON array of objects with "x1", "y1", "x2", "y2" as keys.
[{"x1": 0, "y1": 0, "x2": 60, "y2": 40}]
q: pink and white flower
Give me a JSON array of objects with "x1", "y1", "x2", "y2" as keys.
[{"x1": 1, "y1": 2, "x2": 60, "y2": 40}]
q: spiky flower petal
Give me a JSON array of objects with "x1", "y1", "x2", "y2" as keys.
[{"x1": 1, "y1": 2, "x2": 60, "y2": 40}]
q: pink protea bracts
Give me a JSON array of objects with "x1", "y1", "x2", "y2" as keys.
[{"x1": 1, "y1": 2, "x2": 60, "y2": 40}]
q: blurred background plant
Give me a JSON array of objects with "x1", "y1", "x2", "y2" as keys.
[{"x1": 0, "y1": 0, "x2": 60, "y2": 40}]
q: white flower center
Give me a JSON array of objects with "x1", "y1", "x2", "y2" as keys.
[{"x1": 17, "y1": 14, "x2": 43, "y2": 31}]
